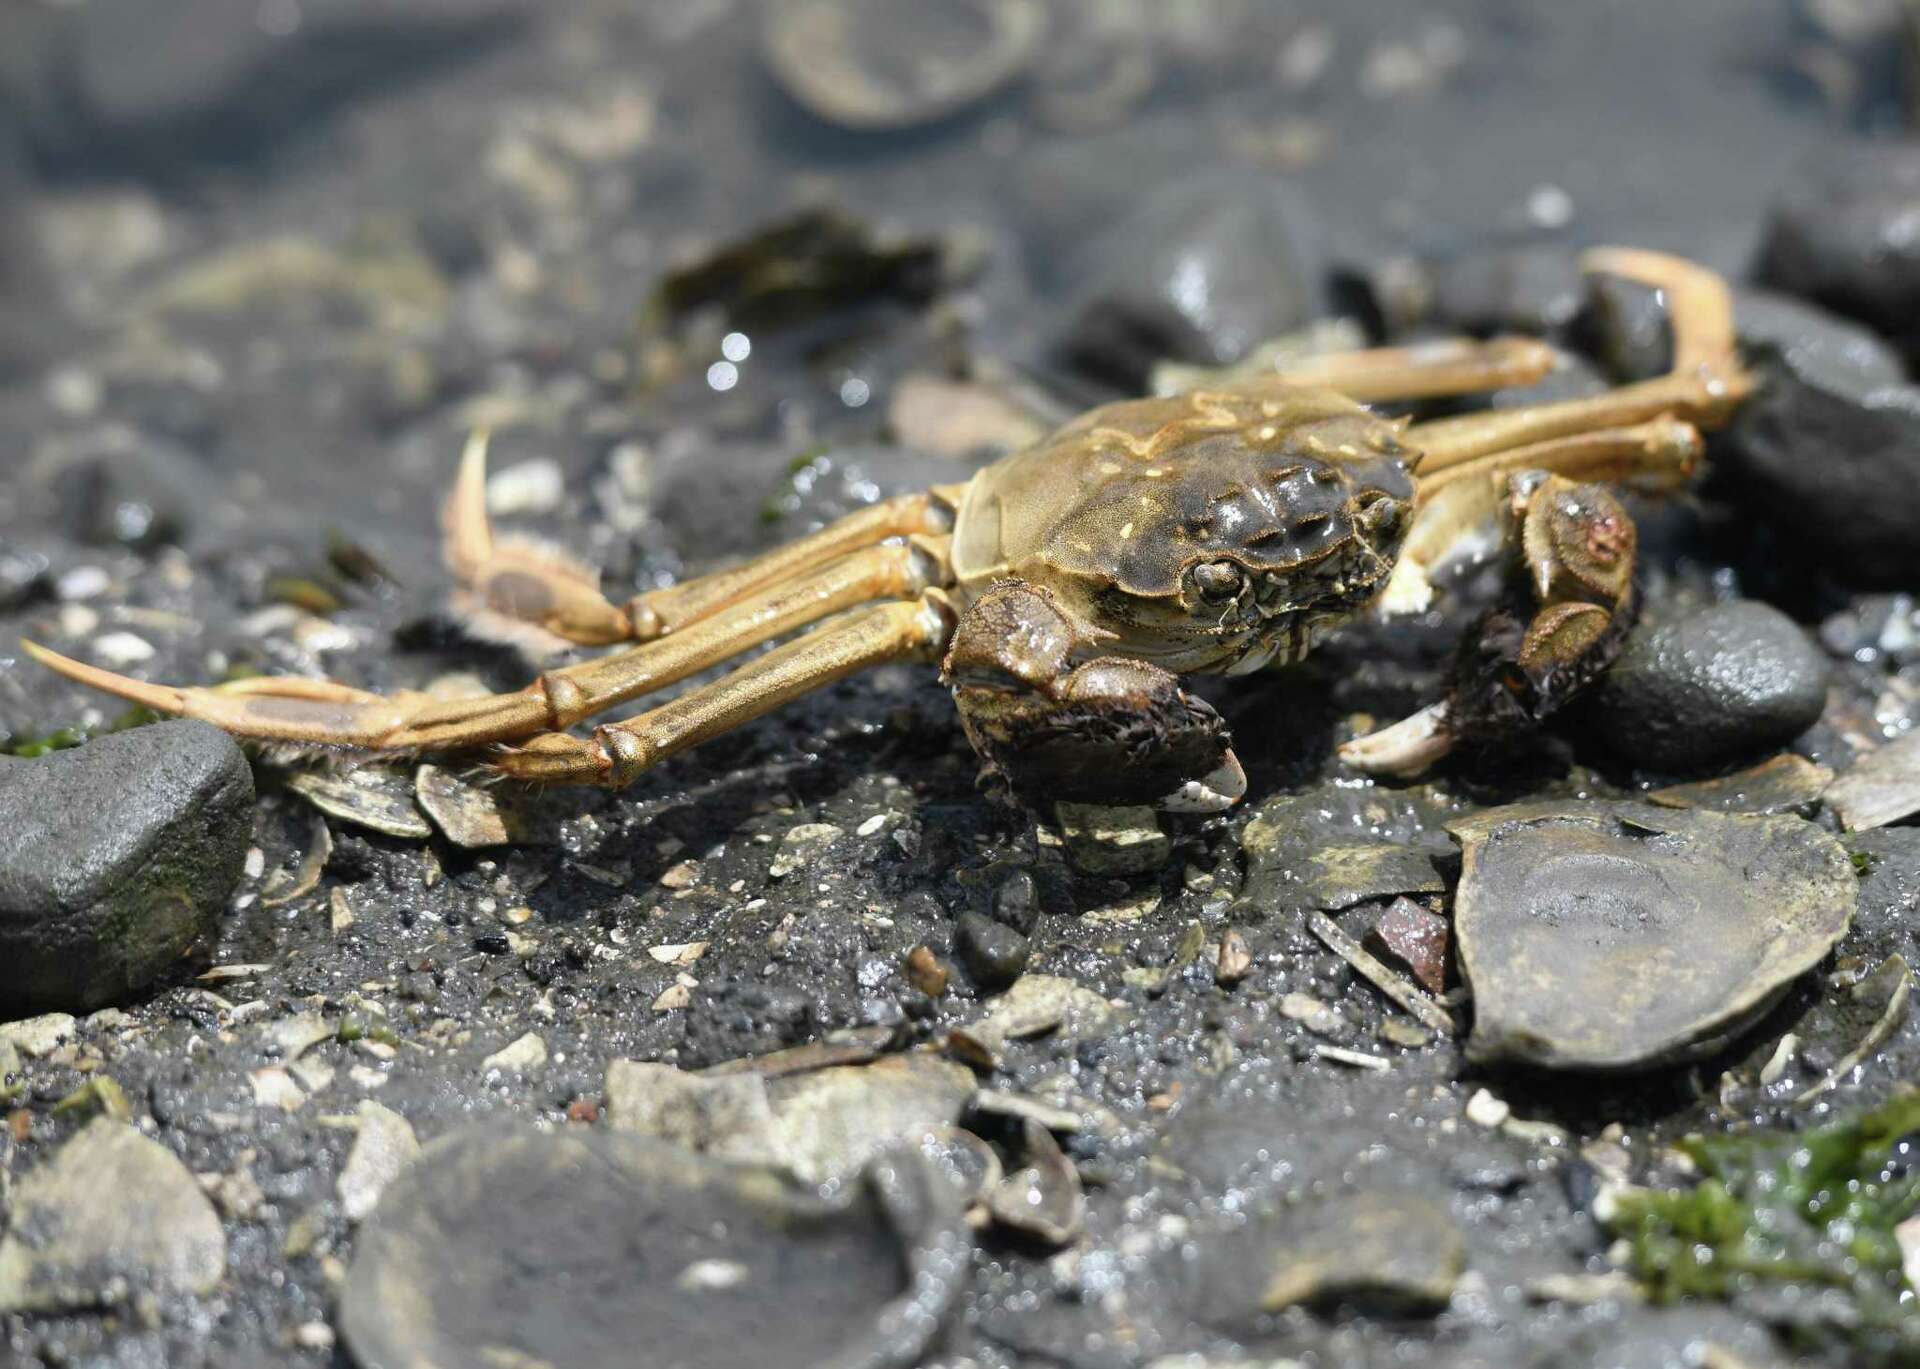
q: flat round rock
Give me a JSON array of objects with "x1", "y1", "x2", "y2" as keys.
[
  {"x1": 1446, "y1": 801, "x2": 1855, "y2": 1071},
  {"x1": 339, "y1": 1127, "x2": 969, "y2": 1369}
]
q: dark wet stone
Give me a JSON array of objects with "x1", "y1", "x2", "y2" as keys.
[
  {"x1": 1589, "y1": 601, "x2": 1828, "y2": 772},
  {"x1": 1581, "y1": 275, "x2": 1920, "y2": 585},
  {"x1": 34, "y1": 426, "x2": 224, "y2": 550},
  {"x1": 1585, "y1": 276, "x2": 1906, "y2": 388},
  {"x1": 1717, "y1": 313, "x2": 1920, "y2": 586},
  {"x1": 990, "y1": 867, "x2": 1040, "y2": 935},
  {"x1": 1055, "y1": 170, "x2": 1325, "y2": 389},
  {"x1": 1846, "y1": 827, "x2": 1920, "y2": 966},
  {"x1": 1179, "y1": 1189, "x2": 1463, "y2": 1327},
  {"x1": 0, "y1": 722, "x2": 253, "y2": 1015},
  {"x1": 761, "y1": 0, "x2": 1044, "y2": 132},
  {"x1": 955, "y1": 911, "x2": 1030, "y2": 990},
  {"x1": 1755, "y1": 141, "x2": 1920, "y2": 356},
  {"x1": 339, "y1": 1127, "x2": 968, "y2": 1369},
  {"x1": 1448, "y1": 801, "x2": 1855, "y2": 1071},
  {"x1": 1375, "y1": 244, "x2": 1587, "y2": 339},
  {"x1": 0, "y1": 1118, "x2": 226, "y2": 1312}
]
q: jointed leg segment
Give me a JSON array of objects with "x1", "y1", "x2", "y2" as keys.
[{"x1": 25, "y1": 442, "x2": 961, "y2": 785}]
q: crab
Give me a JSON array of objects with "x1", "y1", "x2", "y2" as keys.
[{"x1": 24, "y1": 249, "x2": 1750, "y2": 813}]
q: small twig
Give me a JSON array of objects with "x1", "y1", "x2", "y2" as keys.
[{"x1": 1308, "y1": 911, "x2": 1456, "y2": 1037}]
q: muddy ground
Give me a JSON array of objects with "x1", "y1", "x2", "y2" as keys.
[{"x1": 3, "y1": 3, "x2": 1920, "y2": 1366}]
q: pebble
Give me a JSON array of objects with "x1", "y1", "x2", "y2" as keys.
[
  {"x1": 990, "y1": 868, "x2": 1041, "y2": 934},
  {"x1": 0, "y1": 722, "x2": 252, "y2": 1014},
  {"x1": 0, "y1": 1118, "x2": 226, "y2": 1312},
  {"x1": 484, "y1": 456, "x2": 564, "y2": 516},
  {"x1": 89, "y1": 630, "x2": 154, "y2": 666},
  {"x1": 481, "y1": 1032, "x2": 547, "y2": 1074},
  {"x1": 338, "y1": 1101, "x2": 420, "y2": 1223},
  {"x1": 954, "y1": 911, "x2": 1031, "y2": 990},
  {"x1": 1055, "y1": 170, "x2": 1325, "y2": 388},
  {"x1": 339, "y1": 1127, "x2": 968, "y2": 1369},
  {"x1": 768, "y1": 822, "x2": 843, "y2": 879},
  {"x1": 1368, "y1": 898, "x2": 1450, "y2": 994},
  {"x1": 1465, "y1": 1088, "x2": 1511, "y2": 1129},
  {"x1": 1448, "y1": 801, "x2": 1855, "y2": 1070},
  {"x1": 1, "y1": 1012, "x2": 77, "y2": 1057},
  {"x1": 1588, "y1": 601, "x2": 1828, "y2": 772}
]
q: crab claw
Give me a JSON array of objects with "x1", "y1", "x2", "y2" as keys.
[{"x1": 19, "y1": 639, "x2": 550, "y2": 755}]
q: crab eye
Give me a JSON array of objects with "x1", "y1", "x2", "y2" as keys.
[
  {"x1": 1192, "y1": 560, "x2": 1243, "y2": 601},
  {"x1": 1355, "y1": 492, "x2": 1405, "y2": 540}
]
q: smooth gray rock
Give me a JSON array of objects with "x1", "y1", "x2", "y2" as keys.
[
  {"x1": 1055, "y1": 171, "x2": 1325, "y2": 388},
  {"x1": 1590, "y1": 601, "x2": 1828, "y2": 771},
  {"x1": 1755, "y1": 141, "x2": 1920, "y2": 356},
  {"x1": 954, "y1": 911, "x2": 1030, "y2": 990},
  {"x1": 0, "y1": 721, "x2": 253, "y2": 1014},
  {"x1": 0, "y1": 1118, "x2": 226, "y2": 1312}
]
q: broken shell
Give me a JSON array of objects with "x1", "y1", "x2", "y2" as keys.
[
  {"x1": 916, "y1": 1126, "x2": 1002, "y2": 1210},
  {"x1": 761, "y1": 0, "x2": 1046, "y2": 132},
  {"x1": 415, "y1": 763, "x2": 554, "y2": 848},
  {"x1": 1647, "y1": 752, "x2": 1834, "y2": 816},
  {"x1": 985, "y1": 1118, "x2": 1084, "y2": 1247},
  {"x1": 286, "y1": 768, "x2": 431, "y2": 841},
  {"x1": 1448, "y1": 801, "x2": 1855, "y2": 1071},
  {"x1": 339, "y1": 1128, "x2": 969, "y2": 1369},
  {"x1": 1826, "y1": 732, "x2": 1920, "y2": 831}
]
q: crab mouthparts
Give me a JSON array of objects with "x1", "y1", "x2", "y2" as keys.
[{"x1": 1225, "y1": 613, "x2": 1316, "y2": 674}]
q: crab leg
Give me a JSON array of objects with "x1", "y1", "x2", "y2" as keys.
[
  {"x1": 444, "y1": 431, "x2": 960, "y2": 651},
  {"x1": 1266, "y1": 335, "x2": 1557, "y2": 403},
  {"x1": 22, "y1": 535, "x2": 954, "y2": 755},
  {"x1": 1406, "y1": 249, "x2": 1750, "y2": 476},
  {"x1": 628, "y1": 491, "x2": 960, "y2": 640},
  {"x1": 1381, "y1": 418, "x2": 1699, "y2": 617},
  {"x1": 497, "y1": 596, "x2": 956, "y2": 787}
]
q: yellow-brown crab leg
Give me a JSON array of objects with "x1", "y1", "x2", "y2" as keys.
[
  {"x1": 1382, "y1": 418, "x2": 1701, "y2": 617},
  {"x1": 626, "y1": 490, "x2": 960, "y2": 640},
  {"x1": 1264, "y1": 335, "x2": 1557, "y2": 403},
  {"x1": 498, "y1": 595, "x2": 956, "y2": 787},
  {"x1": 21, "y1": 535, "x2": 954, "y2": 754},
  {"x1": 1406, "y1": 248, "x2": 1750, "y2": 476},
  {"x1": 443, "y1": 431, "x2": 961, "y2": 651}
]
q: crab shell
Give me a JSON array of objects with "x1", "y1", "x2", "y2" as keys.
[{"x1": 948, "y1": 385, "x2": 1416, "y2": 674}]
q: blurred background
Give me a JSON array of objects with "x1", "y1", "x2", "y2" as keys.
[{"x1": 0, "y1": 0, "x2": 1914, "y2": 722}]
